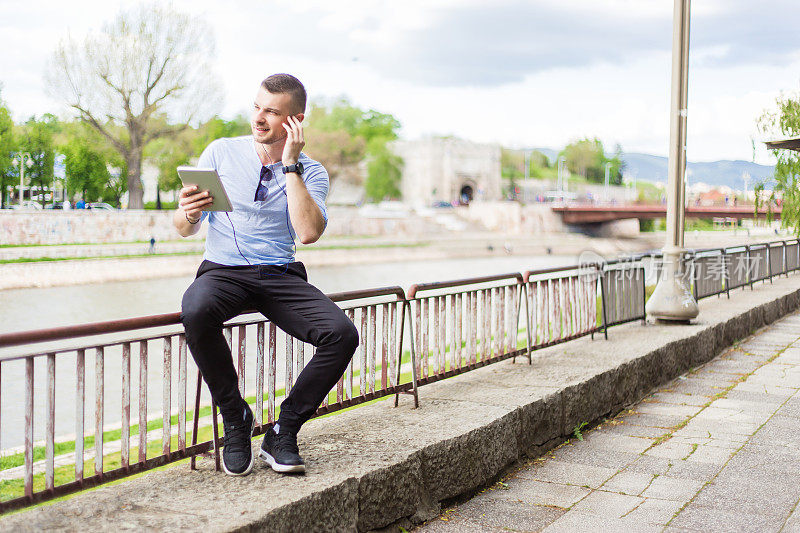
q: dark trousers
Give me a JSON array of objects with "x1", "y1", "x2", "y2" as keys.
[{"x1": 181, "y1": 260, "x2": 359, "y2": 434}]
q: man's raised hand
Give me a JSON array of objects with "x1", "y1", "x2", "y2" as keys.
[{"x1": 281, "y1": 115, "x2": 305, "y2": 166}]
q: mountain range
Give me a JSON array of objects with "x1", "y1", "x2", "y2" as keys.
[{"x1": 533, "y1": 148, "x2": 775, "y2": 190}]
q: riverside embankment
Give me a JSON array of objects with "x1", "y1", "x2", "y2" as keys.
[
  {"x1": 0, "y1": 229, "x2": 780, "y2": 291},
  {"x1": 2, "y1": 246, "x2": 799, "y2": 531}
]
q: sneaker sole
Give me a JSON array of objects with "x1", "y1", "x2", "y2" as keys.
[
  {"x1": 259, "y1": 449, "x2": 306, "y2": 473},
  {"x1": 221, "y1": 416, "x2": 255, "y2": 477}
]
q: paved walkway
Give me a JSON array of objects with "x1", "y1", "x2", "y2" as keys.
[{"x1": 416, "y1": 311, "x2": 800, "y2": 532}]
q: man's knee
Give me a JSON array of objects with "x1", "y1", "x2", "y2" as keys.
[
  {"x1": 181, "y1": 285, "x2": 215, "y2": 331},
  {"x1": 325, "y1": 317, "x2": 359, "y2": 355}
]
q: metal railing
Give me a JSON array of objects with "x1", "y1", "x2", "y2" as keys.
[
  {"x1": 600, "y1": 260, "x2": 646, "y2": 332},
  {"x1": 691, "y1": 248, "x2": 728, "y2": 300},
  {"x1": 525, "y1": 265, "x2": 601, "y2": 345},
  {"x1": 406, "y1": 273, "x2": 528, "y2": 387},
  {"x1": 1, "y1": 238, "x2": 799, "y2": 510}
]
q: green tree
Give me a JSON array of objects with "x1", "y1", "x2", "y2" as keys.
[
  {"x1": 305, "y1": 98, "x2": 402, "y2": 200},
  {"x1": 18, "y1": 116, "x2": 56, "y2": 205},
  {"x1": 63, "y1": 137, "x2": 110, "y2": 202},
  {"x1": 193, "y1": 115, "x2": 250, "y2": 155},
  {"x1": 758, "y1": 89, "x2": 800, "y2": 233},
  {"x1": 0, "y1": 89, "x2": 17, "y2": 209},
  {"x1": 364, "y1": 141, "x2": 402, "y2": 201},
  {"x1": 560, "y1": 138, "x2": 623, "y2": 185}
]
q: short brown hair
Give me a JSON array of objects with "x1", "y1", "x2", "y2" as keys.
[{"x1": 261, "y1": 74, "x2": 307, "y2": 114}]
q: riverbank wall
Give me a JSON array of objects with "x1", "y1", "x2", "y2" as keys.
[{"x1": 0, "y1": 203, "x2": 575, "y2": 246}]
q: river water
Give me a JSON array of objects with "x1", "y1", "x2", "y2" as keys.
[{"x1": 0, "y1": 253, "x2": 577, "y2": 450}]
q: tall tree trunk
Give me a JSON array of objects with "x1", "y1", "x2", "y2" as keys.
[{"x1": 126, "y1": 150, "x2": 144, "y2": 209}]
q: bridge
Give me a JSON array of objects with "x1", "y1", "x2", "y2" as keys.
[{"x1": 552, "y1": 204, "x2": 780, "y2": 224}]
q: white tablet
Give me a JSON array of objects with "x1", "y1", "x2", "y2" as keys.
[{"x1": 177, "y1": 167, "x2": 233, "y2": 212}]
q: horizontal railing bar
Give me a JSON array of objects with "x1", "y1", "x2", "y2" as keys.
[
  {"x1": 524, "y1": 264, "x2": 599, "y2": 282},
  {"x1": 408, "y1": 273, "x2": 524, "y2": 298},
  {"x1": 327, "y1": 286, "x2": 406, "y2": 303},
  {"x1": 0, "y1": 313, "x2": 182, "y2": 349},
  {"x1": 0, "y1": 286, "x2": 406, "y2": 350}
]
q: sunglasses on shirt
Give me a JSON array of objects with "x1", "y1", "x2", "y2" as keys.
[{"x1": 254, "y1": 165, "x2": 274, "y2": 201}]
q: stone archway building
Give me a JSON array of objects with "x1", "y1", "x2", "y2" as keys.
[{"x1": 391, "y1": 138, "x2": 501, "y2": 207}]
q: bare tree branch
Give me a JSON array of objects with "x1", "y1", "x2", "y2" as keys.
[{"x1": 44, "y1": 3, "x2": 221, "y2": 209}]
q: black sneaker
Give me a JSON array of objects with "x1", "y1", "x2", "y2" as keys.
[
  {"x1": 221, "y1": 403, "x2": 255, "y2": 476},
  {"x1": 260, "y1": 427, "x2": 305, "y2": 473}
]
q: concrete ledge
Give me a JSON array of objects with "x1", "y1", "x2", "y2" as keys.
[{"x1": 4, "y1": 276, "x2": 800, "y2": 532}]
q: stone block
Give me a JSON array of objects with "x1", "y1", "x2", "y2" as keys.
[
  {"x1": 417, "y1": 432, "x2": 485, "y2": 503},
  {"x1": 763, "y1": 300, "x2": 782, "y2": 325},
  {"x1": 251, "y1": 478, "x2": 359, "y2": 533},
  {"x1": 357, "y1": 455, "x2": 424, "y2": 532},
  {"x1": 562, "y1": 371, "x2": 616, "y2": 434},
  {"x1": 516, "y1": 393, "x2": 562, "y2": 455},
  {"x1": 418, "y1": 411, "x2": 519, "y2": 504}
]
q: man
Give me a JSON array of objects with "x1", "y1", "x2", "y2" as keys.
[{"x1": 174, "y1": 74, "x2": 358, "y2": 476}]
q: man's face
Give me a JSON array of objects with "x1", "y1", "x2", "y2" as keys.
[{"x1": 251, "y1": 87, "x2": 301, "y2": 145}]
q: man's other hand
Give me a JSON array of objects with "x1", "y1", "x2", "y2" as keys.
[{"x1": 179, "y1": 185, "x2": 213, "y2": 222}]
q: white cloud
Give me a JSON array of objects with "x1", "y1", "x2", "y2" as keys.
[{"x1": 1, "y1": 0, "x2": 798, "y2": 165}]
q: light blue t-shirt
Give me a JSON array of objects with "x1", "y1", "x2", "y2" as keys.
[{"x1": 196, "y1": 136, "x2": 329, "y2": 266}]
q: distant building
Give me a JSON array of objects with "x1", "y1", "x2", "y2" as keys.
[{"x1": 391, "y1": 138, "x2": 501, "y2": 207}]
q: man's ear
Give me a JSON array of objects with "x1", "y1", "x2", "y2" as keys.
[{"x1": 295, "y1": 113, "x2": 305, "y2": 123}]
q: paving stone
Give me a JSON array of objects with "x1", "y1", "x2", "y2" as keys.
[
  {"x1": 725, "y1": 388, "x2": 790, "y2": 404},
  {"x1": 782, "y1": 508, "x2": 800, "y2": 532},
  {"x1": 663, "y1": 460, "x2": 721, "y2": 481},
  {"x1": 711, "y1": 398, "x2": 781, "y2": 415},
  {"x1": 542, "y1": 510, "x2": 662, "y2": 533},
  {"x1": 670, "y1": 505, "x2": 785, "y2": 532},
  {"x1": 734, "y1": 381, "x2": 796, "y2": 398},
  {"x1": 749, "y1": 419, "x2": 800, "y2": 447},
  {"x1": 680, "y1": 418, "x2": 760, "y2": 437},
  {"x1": 548, "y1": 444, "x2": 640, "y2": 470},
  {"x1": 571, "y1": 490, "x2": 644, "y2": 517},
  {"x1": 646, "y1": 391, "x2": 710, "y2": 407},
  {"x1": 644, "y1": 440, "x2": 696, "y2": 460},
  {"x1": 671, "y1": 424, "x2": 750, "y2": 443},
  {"x1": 689, "y1": 480, "x2": 798, "y2": 518},
  {"x1": 451, "y1": 496, "x2": 567, "y2": 532},
  {"x1": 624, "y1": 455, "x2": 674, "y2": 476},
  {"x1": 615, "y1": 412, "x2": 687, "y2": 430},
  {"x1": 599, "y1": 422, "x2": 667, "y2": 439},
  {"x1": 779, "y1": 398, "x2": 800, "y2": 418},
  {"x1": 579, "y1": 433, "x2": 655, "y2": 454},
  {"x1": 668, "y1": 379, "x2": 726, "y2": 398},
  {"x1": 620, "y1": 498, "x2": 685, "y2": 526},
  {"x1": 636, "y1": 403, "x2": 703, "y2": 418},
  {"x1": 416, "y1": 514, "x2": 505, "y2": 532},
  {"x1": 702, "y1": 358, "x2": 761, "y2": 375},
  {"x1": 725, "y1": 446, "x2": 800, "y2": 476},
  {"x1": 640, "y1": 476, "x2": 706, "y2": 502},
  {"x1": 703, "y1": 438, "x2": 742, "y2": 450},
  {"x1": 682, "y1": 444, "x2": 737, "y2": 465},
  {"x1": 518, "y1": 460, "x2": 617, "y2": 489},
  {"x1": 483, "y1": 479, "x2": 590, "y2": 508},
  {"x1": 693, "y1": 405, "x2": 764, "y2": 422},
  {"x1": 600, "y1": 471, "x2": 655, "y2": 496}
]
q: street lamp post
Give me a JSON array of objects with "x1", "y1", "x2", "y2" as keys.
[
  {"x1": 604, "y1": 162, "x2": 612, "y2": 203},
  {"x1": 645, "y1": 0, "x2": 698, "y2": 322},
  {"x1": 11, "y1": 152, "x2": 33, "y2": 207},
  {"x1": 556, "y1": 156, "x2": 566, "y2": 198}
]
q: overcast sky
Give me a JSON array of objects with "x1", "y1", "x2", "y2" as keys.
[{"x1": 2, "y1": 0, "x2": 799, "y2": 166}]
